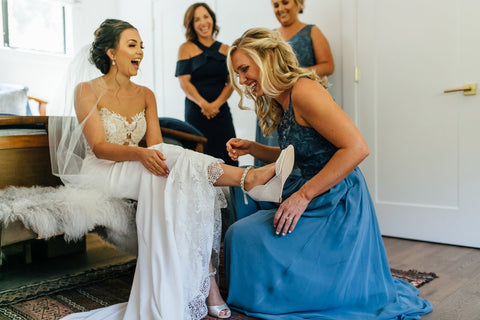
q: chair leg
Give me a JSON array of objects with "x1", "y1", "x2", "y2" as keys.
[
  {"x1": 24, "y1": 242, "x2": 32, "y2": 264},
  {"x1": 0, "y1": 227, "x2": 3, "y2": 267}
]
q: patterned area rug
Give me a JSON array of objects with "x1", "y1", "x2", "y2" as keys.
[
  {"x1": 391, "y1": 268, "x2": 438, "y2": 288},
  {"x1": 0, "y1": 260, "x2": 437, "y2": 320}
]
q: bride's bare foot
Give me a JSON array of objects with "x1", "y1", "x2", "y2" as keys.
[
  {"x1": 207, "y1": 268, "x2": 231, "y2": 318},
  {"x1": 243, "y1": 163, "x2": 276, "y2": 192}
]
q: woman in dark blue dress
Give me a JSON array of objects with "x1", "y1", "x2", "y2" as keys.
[
  {"x1": 255, "y1": 0, "x2": 335, "y2": 167},
  {"x1": 224, "y1": 27, "x2": 432, "y2": 319},
  {"x1": 176, "y1": 2, "x2": 238, "y2": 166}
]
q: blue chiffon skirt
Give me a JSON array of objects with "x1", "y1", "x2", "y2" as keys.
[{"x1": 224, "y1": 168, "x2": 432, "y2": 319}]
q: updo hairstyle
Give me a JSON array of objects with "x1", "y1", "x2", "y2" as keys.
[{"x1": 89, "y1": 19, "x2": 136, "y2": 74}]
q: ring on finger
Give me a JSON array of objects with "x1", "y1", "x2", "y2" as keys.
[{"x1": 286, "y1": 216, "x2": 293, "y2": 220}]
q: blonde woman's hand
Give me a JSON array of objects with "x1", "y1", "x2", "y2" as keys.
[
  {"x1": 226, "y1": 138, "x2": 251, "y2": 161},
  {"x1": 139, "y1": 148, "x2": 169, "y2": 176},
  {"x1": 273, "y1": 191, "x2": 310, "y2": 236}
]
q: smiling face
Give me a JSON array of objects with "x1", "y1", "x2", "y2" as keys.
[
  {"x1": 193, "y1": 5, "x2": 214, "y2": 40},
  {"x1": 271, "y1": 0, "x2": 300, "y2": 27},
  {"x1": 231, "y1": 48, "x2": 263, "y2": 97},
  {"x1": 109, "y1": 28, "x2": 144, "y2": 77}
]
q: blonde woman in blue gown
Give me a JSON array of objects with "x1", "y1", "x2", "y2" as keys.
[
  {"x1": 224, "y1": 27, "x2": 432, "y2": 319},
  {"x1": 54, "y1": 20, "x2": 295, "y2": 320}
]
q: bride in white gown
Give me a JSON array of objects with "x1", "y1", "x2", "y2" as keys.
[{"x1": 51, "y1": 19, "x2": 294, "y2": 320}]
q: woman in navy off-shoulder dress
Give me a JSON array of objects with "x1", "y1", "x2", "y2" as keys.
[
  {"x1": 224, "y1": 27, "x2": 432, "y2": 320},
  {"x1": 176, "y1": 2, "x2": 237, "y2": 166}
]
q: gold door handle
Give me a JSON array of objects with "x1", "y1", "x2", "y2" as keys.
[{"x1": 443, "y1": 83, "x2": 477, "y2": 96}]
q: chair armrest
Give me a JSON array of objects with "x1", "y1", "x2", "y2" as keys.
[
  {"x1": 0, "y1": 116, "x2": 207, "y2": 152},
  {"x1": 27, "y1": 97, "x2": 48, "y2": 105},
  {"x1": 161, "y1": 127, "x2": 207, "y2": 152},
  {"x1": 0, "y1": 115, "x2": 48, "y2": 126}
]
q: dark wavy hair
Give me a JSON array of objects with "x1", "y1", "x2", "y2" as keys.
[
  {"x1": 183, "y1": 3, "x2": 219, "y2": 41},
  {"x1": 90, "y1": 19, "x2": 136, "y2": 74}
]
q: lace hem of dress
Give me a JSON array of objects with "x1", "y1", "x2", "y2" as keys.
[
  {"x1": 163, "y1": 146, "x2": 225, "y2": 320},
  {"x1": 207, "y1": 162, "x2": 224, "y2": 184},
  {"x1": 187, "y1": 276, "x2": 210, "y2": 320}
]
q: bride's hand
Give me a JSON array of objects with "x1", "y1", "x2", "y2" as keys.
[{"x1": 139, "y1": 148, "x2": 169, "y2": 176}]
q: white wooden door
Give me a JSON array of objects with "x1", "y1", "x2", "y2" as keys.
[{"x1": 346, "y1": 0, "x2": 480, "y2": 247}]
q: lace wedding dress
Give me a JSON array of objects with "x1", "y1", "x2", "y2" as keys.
[{"x1": 62, "y1": 107, "x2": 225, "y2": 320}]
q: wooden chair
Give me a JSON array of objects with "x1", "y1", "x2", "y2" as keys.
[{"x1": 27, "y1": 96, "x2": 48, "y2": 116}]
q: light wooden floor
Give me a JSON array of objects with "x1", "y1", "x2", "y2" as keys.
[
  {"x1": 1, "y1": 234, "x2": 480, "y2": 319},
  {"x1": 382, "y1": 237, "x2": 480, "y2": 320}
]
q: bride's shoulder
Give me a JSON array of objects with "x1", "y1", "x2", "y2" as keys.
[
  {"x1": 74, "y1": 78, "x2": 102, "y2": 100},
  {"x1": 75, "y1": 78, "x2": 99, "y2": 91},
  {"x1": 139, "y1": 85, "x2": 156, "y2": 106},
  {"x1": 140, "y1": 85, "x2": 154, "y2": 96}
]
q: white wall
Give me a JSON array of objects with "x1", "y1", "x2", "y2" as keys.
[
  {"x1": 0, "y1": 48, "x2": 69, "y2": 114},
  {"x1": 70, "y1": 0, "x2": 119, "y2": 52}
]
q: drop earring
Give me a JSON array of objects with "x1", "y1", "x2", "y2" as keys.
[{"x1": 112, "y1": 60, "x2": 116, "y2": 66}]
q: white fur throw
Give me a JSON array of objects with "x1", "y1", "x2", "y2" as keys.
[{"x1": 0, "y1": 186, "x2": 138, "y2": 255}]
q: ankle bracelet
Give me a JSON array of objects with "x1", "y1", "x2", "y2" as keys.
[
  {"x1": 240, "y1": 166, "x2": 253, "y2": 192},
  {"x1": 208, "y1": 269, "x2": 217, "y2": 277},
  {"x1": 240, "y1": 166, "x2": 253, "y2": 205}
]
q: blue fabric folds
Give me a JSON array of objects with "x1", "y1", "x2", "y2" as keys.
[{"x1": 225, "y1": 169, "x2": 432, "y2": 319}]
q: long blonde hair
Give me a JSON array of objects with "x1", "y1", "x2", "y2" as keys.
[{"x1": 227, "y1": 27, "x2": 328, "y2": 137}]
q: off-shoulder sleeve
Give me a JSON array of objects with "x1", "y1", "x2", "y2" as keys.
[{"x1": 175, "y1": 59, "x2": 192, "y2": 77}]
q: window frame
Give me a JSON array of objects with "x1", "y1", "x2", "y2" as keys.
[{"x1": 1, "y1": 0, "x2": 69, "y2": 55}]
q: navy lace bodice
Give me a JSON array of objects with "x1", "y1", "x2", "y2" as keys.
[
  {"x1": 288, "y1": 24, "x2": 315, "y2": 68},
  {"x1": 277, "y1": 97, "x2": 337, "y2": 180}
]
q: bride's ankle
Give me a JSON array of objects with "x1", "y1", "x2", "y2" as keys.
[
  {"x1": 207, "y1": 272, "x2": 224, "y2": 302},
  {"x1": 240, "y1": 166, "x2": 253, "y2": 192},
  {"x1": 241, "y1": 165, "x2": 274, "y2": 192}
]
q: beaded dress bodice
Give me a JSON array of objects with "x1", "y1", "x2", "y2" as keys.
[
  {"x1": 98, "y1": 107, "x2": 146, "y2": 146},
  {"x1": 277, "y1": 99, "x2": 338, "y2": 180},
  {"x1": 288, "y1": 24, "x2": 315, "y2": 68}
]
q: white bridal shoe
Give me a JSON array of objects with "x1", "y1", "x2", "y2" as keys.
[
  {"x1": 241, "y1": 145, "x2": 295, "y2": 204},
  {"x1": 207, "y1": 270, "x2": 231, "y2": 319},
  {"x1": 208, "y1": 304, "x2": 231, "y2": 319}
]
